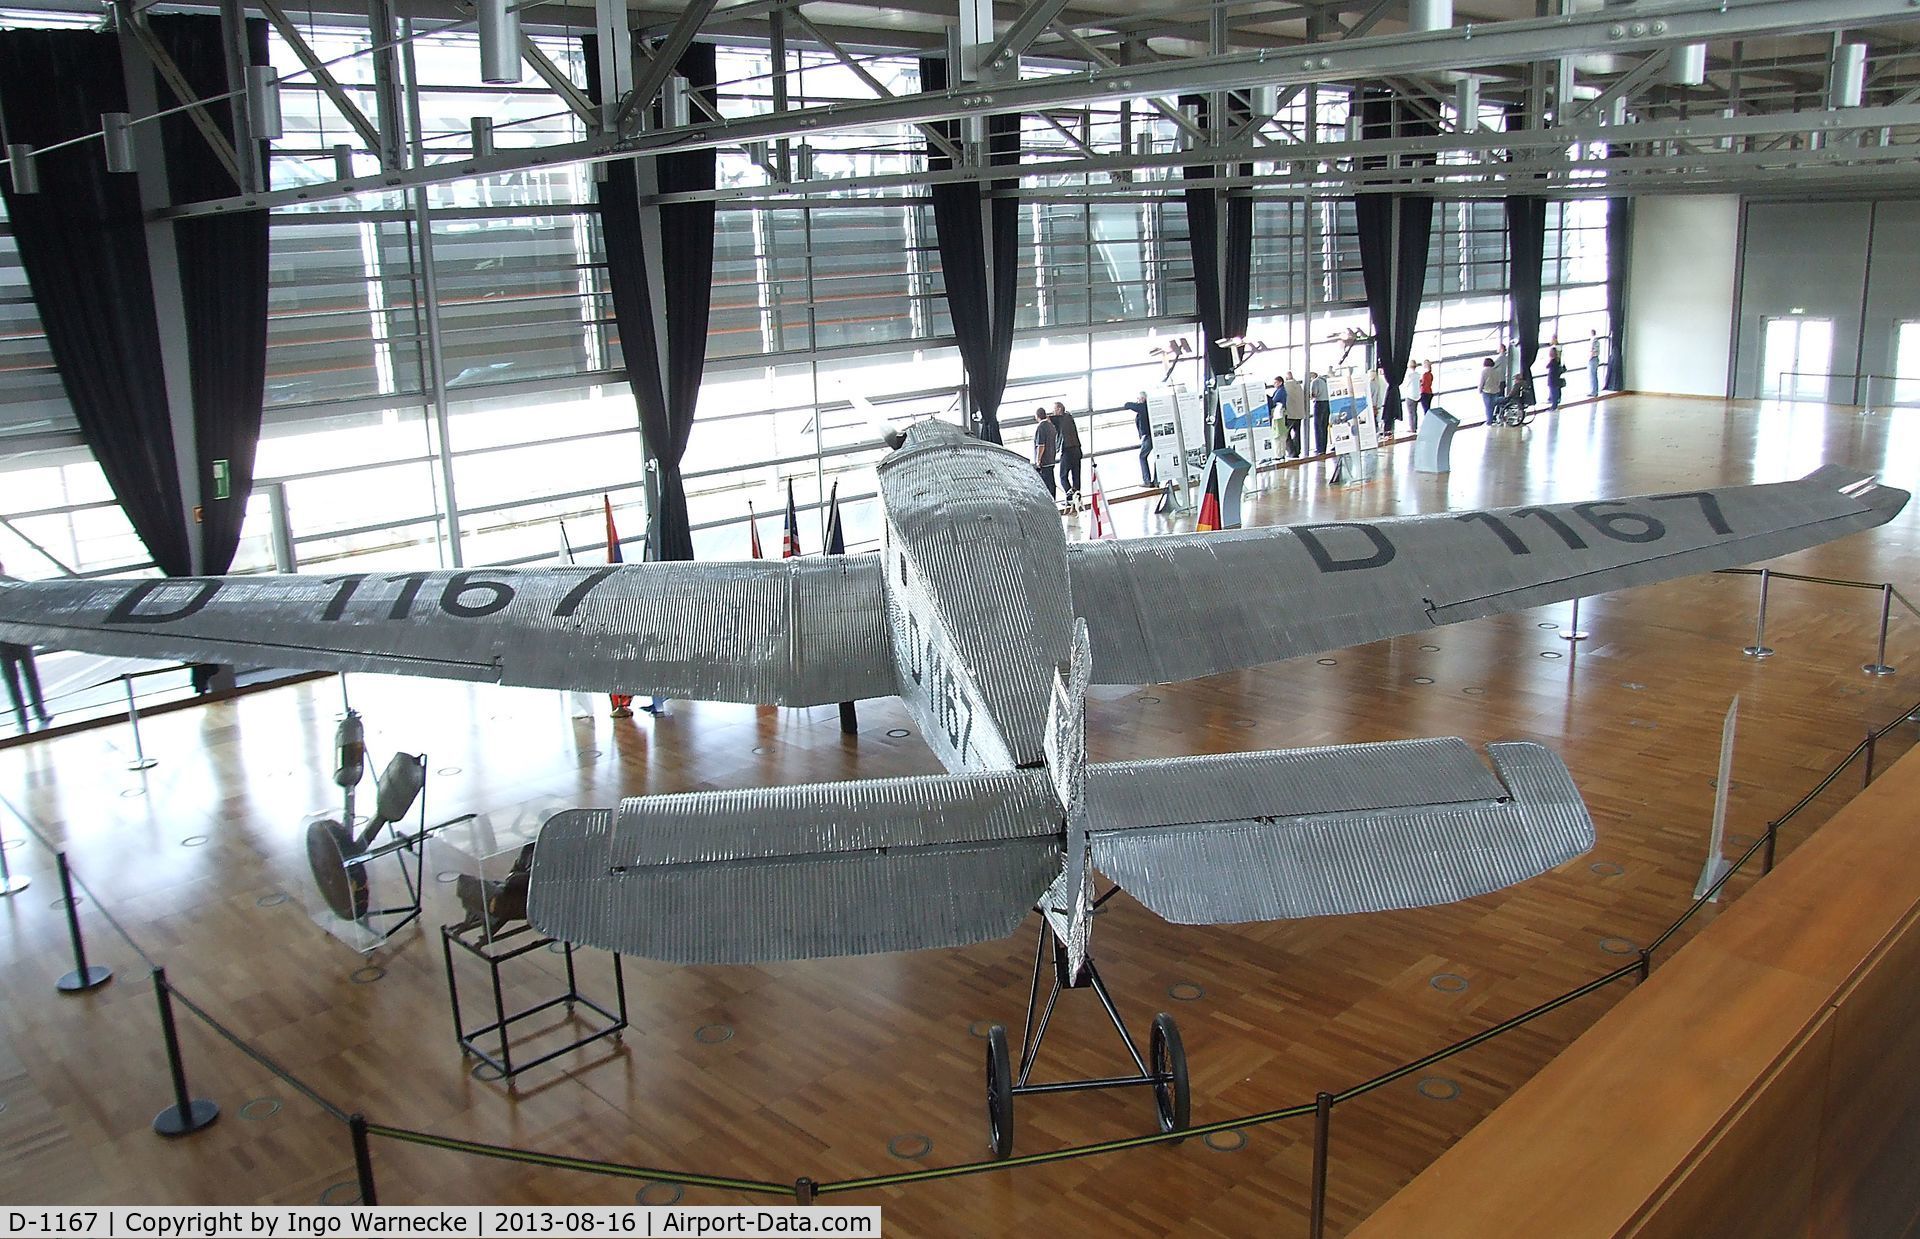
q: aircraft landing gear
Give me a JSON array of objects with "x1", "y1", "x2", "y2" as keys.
[{"x1": 982, "y1": 898, "x2": 1191, "y2": 1159}]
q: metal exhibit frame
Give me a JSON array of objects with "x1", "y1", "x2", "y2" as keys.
[
  {"x1": 311, "y1": 751, "x2": 476, "y2": 952},
  {"x1": 440, "y1": 919, "x2": 629, "y2": 1083},
  {"x1": 985, "y1": 886, "x2": 1190, "y2": 1159}
]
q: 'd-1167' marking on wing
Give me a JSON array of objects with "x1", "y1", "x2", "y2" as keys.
[
  {"x1": 1293, "y1": 491, "x2": 1734, "y2": 575},
  {"x1": 102, "y1": 566, "x2": 628, "y2": 628}
]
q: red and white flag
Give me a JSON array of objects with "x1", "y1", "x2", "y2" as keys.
[
  {"x1": 604, "y1": 496, "x2": 633, "y2": 717},
  {"x1": 1088, "y1": 461, "x2": 1116, "y2": 540},
  {"x1": 747, "y1": 500, "x2": 764, "y2": 559}
]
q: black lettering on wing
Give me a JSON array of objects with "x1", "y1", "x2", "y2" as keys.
[
  {"x1": 1293, "y1": 522, "x2": 1396, "y2": 573},
  {"x1": 105, "y1": 580, "x2": 222, "y2": 625}
]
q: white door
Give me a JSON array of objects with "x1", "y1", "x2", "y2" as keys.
[
  {"x1": 1760, "y1": 317, "x2": 1834, "y2": 401},
  {"x1": 1894, "y1": 321, "x2": 1920, "y2": 408}
]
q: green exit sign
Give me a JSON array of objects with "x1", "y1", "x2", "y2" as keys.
[{"x1": 211, "y1": 459, "x2": 231, "y2": 500}]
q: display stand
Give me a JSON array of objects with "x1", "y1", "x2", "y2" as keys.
[
  {"x1": 1148, "y1": 386, "x2": 1206, "y2": 513},
  {"x1": 441, "y1": 920, "x2": 628, "y2": 1081},
  {"x1": 1202, "y1": 449, "x2": 1252, "y2": 529},
  {"x1": 304, "y1": 751, "x2": 449, "y2": 954},
  {"x1": 1414, "y1": 406, "x2": 1461, "y2": 473}
]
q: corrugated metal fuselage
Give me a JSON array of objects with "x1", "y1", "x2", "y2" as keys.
[{"x1": 876, "y1": 422, "x2": 1076, "y2": 772}]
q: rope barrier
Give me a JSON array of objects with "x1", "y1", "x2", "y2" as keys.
[
  {"x1": 363, "y1": 1124, "x2": 793, "y2": 1197},
  {"x1": 164, "y1": 985, "x2": 351, "y2": 1124},
  {"x1": 5, "y1": 683, "x2": 1914, "y2": 1203}
]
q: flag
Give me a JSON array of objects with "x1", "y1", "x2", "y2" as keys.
[
  {"x1": 604, "y1": 496, "x2": 632, "y2": 716},
  {"x1": 1088, "y1": 462, "x2": 1115, "y2": 540},
  {"x1": 1195, "y1": 468, "x2": 1222, "y2": 533},
  {"x1": 782, "y1": 480, "x2": 801, "y2": 558},
  {"x1": 747, "y1": 500, "x2": 763, "y2": 559},
  {"x1": 1209, "y1": 395, "x2": 1228, "y2": 452},
  {"x1": 822, "y1": 481, "x2": 857, "y2": 735},
  {"x1": 557, "y1": 520, "x2": 575, "y2": 564},
  {"x1": 823, "y1": 480, "x2": 845, "y2": 555}
]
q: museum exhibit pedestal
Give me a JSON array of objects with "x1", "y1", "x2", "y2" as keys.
[
  {"x1": 1415, "y1": 406, "x2": 1461, "y2": 474},
  {"x1": 441, "y1": 920, "x2": 628, "y2": 1082},
  {"x1": 1203, "y1": 448, "x2": 1252, "y2": 528}
]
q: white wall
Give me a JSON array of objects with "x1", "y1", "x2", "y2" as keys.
[{"x1": 1626, "y1": 196, "x2": 1740, "y2": 397}]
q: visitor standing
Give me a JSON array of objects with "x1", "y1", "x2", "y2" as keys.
[
  {"x1": 1126, "y1": 392, "x2": 1153, "y2": 485},
  {"x1": 1478, "y1": 357, "x2": 1502, "y2": 422},
  {"x1": 1050, "y1": 401, "x2": 1083, "y2": 504},
  {"x1": 1310, "y1": 370, "x2": 1332, "y2": 455},
  {"x1": 1032, "y1": 407, "x2": 1058, "y2": 497},
  {"x1": 1419, "y1": 361, "x2": 1435, "y2": 417}
]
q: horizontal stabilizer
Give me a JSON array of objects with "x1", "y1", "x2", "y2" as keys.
[
  {"x1": 527, "y1": 769, "x2": 1061, "y2": 963},
  {"x1": 1089, "y1": 739, "x2": 1592, "y2": 923}
]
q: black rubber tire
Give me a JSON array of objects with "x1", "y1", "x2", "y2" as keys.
[
  {"x1": 1151, "y1": 1012, "x2": 1191, "y2": 1140},
  {"x1": 986, "y1": 1024, "x2": 1014, "y2": 1159}
]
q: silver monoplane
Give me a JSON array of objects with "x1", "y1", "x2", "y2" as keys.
[{"x1": 0, "y1": 422, "x2": 1903, "y2": 1144}]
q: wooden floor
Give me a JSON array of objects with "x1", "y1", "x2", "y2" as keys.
[{"x1": 2, "y1": 393, "x2": 1918, "y2": 1234}]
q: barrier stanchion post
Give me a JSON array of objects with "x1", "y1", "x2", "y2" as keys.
[
  {"x1": 1559, "y1": 596, "x2": 1589, "y2": 642},
  {"x1": 1763, "y1": 821, "x2": 1778, "y2": 875},
  {"x1": 1636, "y1": 947, "x2": 1652, "y2": 982},
  {"x1": 1864, "y1": 584, "x2": 1896, "y2": 676},
  {"x1": 124, "y1": 676, "x2": 157, "y2": 772},
  {"x1": 1865, "y1": 731, "x2": 1877, "y2": 788},
  {"x1": 1308, "y1": 1092, "x2": 1332, "y2": 1239},
  {"x1": 0, "y1": 834, "x2": 27, "y2": 896},
  {"x1": 351, "y1": 1114, "x2": 379, "y2": 1205},
  {"x1": 54, "y1": 852, "x2": 110, "y2": 992},
  {"x1": 150, "y1": 967, "x2": 219, "y2": 1136},
  {"x1": 1743, "y1": 568, "x2": 1775, "y2": 658},
  {"x1": 794, "y1": 1178, "x2": 816, "y2": 1205}
]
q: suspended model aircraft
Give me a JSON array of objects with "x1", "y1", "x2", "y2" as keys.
[
  {"x1": 0, "y1": 421, "x2": 1903, "y2": 966},
  {"x1": 0, "y1": 421, "x2": 1903, "y2": 1148}
]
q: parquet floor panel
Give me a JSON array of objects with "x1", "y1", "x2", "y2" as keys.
[{"x1": 1, "y1": 395, "x2": 1917, "y2": 1234}]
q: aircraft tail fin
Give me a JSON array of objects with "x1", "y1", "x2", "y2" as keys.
[
  {"x1": 1087, "y1": 738, "x2": 1593, "y2": 924},
  {"x1": 526, "y1": 767, "x2": 1060, "y2": 964},
  {"x1": 1041, "y1": 620, "x2": 1095, "y2": 976}
]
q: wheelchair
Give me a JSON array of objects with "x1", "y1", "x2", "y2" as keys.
[{"x1": 1491, "y1": 378, "x2": 1536, "y2": 427}]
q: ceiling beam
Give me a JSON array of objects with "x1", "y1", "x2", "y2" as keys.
[{"x1": 160, "y1": 0, "x2": 1920, "y2": 218}]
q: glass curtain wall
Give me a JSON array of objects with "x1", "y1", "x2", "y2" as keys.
[{"x1": 0, "y1": 18, "x2": 1612, "y2": 579}]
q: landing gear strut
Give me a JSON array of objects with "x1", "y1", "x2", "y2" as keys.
[{"x1": 983, "y1": 891, "x2": 1191, "y2": 1158}]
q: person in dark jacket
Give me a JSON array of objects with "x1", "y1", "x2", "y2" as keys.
[
  {"x1": 1546, "y1": 346, "x2": 1566, "y2": 410},
  {"x1": 1125, "y1": 392, "x2": 1153, "y2": 484},
  {"x1": 1032, "y1": 407, "x2": 1058, "y2": 497},
  {"x1": 1050, "y1": 401, "x2": 1083, "y2": 504}
]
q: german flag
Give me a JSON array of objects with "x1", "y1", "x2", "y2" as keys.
[
  {"x1": 1195, "y1": 469, "x2": 1222, "y2": 533},
  {"x1": 604, "y1": 496, "x2": 633, "y2": 717}
]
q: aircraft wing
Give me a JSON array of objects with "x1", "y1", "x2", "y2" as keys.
[
  {"x1": 527, "y1": 768, "x2": 1062, "y2": 963},
  {"x1": 0, "y1": 558, "x2": 895, "y2": 707},
  {"x1": 1069, "y1": 465, "x2": 1907, "y2": 686},
  {"x1": 1088, "y1": 738, "x2": 1591, "y2": 923}
]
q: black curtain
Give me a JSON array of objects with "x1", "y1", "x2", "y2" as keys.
[
  {"x1": 1351, "y1": 90, "x2": 1437, "y2": 428},
  {"x1": 920, "y1": 58, "x2": 1018, "y2": 445},
  {"x1": 1605, "y1": 193, "x2": 1631, "y2": 390},
  {"x1": 152, "y1": 15, "x2": 271, "y2": 575},
  {"x1": 1505, "y1": 195, "x2": 1548, "y2": 388},
  {"x1": 0, "y1": 29, "x2": 191, "y2": 576},
  {"x1": 584, "y1": 39, "x2": 716, "y2": 562},
  {"x1": 1180, "y1": 93, "x2": 1252, "y2": 382},
  {"x1": 1354, "y1": 194, "x2": 1434, "y2": 429}
]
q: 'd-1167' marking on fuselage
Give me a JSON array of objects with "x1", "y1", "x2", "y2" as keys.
[
  {"x1": 1296, "y1": 491, "x2": 1736, "y2": 574},
  {"x1": 102, "y1": 567, "x2": 629, "y2": 628},
  {"x1": 903, "y1": 609, "x2": 977, "y2": 761}
]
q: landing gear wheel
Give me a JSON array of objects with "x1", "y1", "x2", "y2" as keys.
[
  {"x1": 986, "y1": 1024, "x2": 1014, "y2": 1160},
  {"x1": 1150, "y1": 1012, "x2": 1190, "y2": 1140}
]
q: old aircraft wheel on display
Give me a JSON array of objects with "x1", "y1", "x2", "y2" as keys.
[
  {"x1": 986, "y1": 1024, "x2": 1013, "y2": 1160},
  {"x1": 1150, "y1": 1012, "x2": 1190, "y2": 1139}
]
